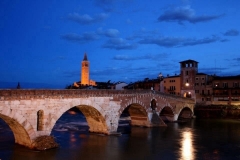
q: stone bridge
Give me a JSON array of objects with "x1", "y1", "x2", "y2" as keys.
[{"x1": 0, "y1": 89, "x2": 195, "y2": 149}]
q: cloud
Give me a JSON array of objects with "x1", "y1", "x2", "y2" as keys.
[
  {"x1": 61, "y1": 32, "x2": 99, "y2": 43},
  {"x1": 158, "y1": 5, "x2": 223, "y2": 24},
  {"x1": 182, "y1": 36, "x2": 220, "y2": 46},
  {"x1": 198, "y1": 67, "x2": 226, "y2": 75},
  {"x1": 102, "y1": 38, "x2": 137, "y2": 50},
  {"x1": 67, "y1": 13, "x2": 108, "y2": 25},
  {"x1": 113, "y1": 55, "x2": 144, "y2": 61},
  {"x1": 113, "y1": 53, "x2": 168, "y2": 61},
  {"x1": 139, "y1": 37, "x2": 183, "y2": 47},
  {"x1": 220, "y1": 39, "x2": 229, "y2": 42},
  {"x1": 224, "y1": 29, "x2": 239, "y2": 36},
  {"x1": 57, "y1": 56, "x2": 66, "y2": 60},
  {"x1": 139, "y1": 35, "x2": 220, "y2": 48},
  {"x1": 233, "y1": 58, "x2": 240, "y2": 62},
  {"x1": 96, "y1": 28, "x2": 119, "y2": 37},
  {"x1": 127, "y1": 28, "x2": 160, "y2": 40},
  {"x1": 61, "y1": 28, "x2": 120, "y2": 44}
]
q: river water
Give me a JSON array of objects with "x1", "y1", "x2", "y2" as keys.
[{"x1": 1, "y1": 108, "x2": 240, "y2": 160}]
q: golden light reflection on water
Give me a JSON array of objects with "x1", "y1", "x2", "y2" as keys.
[{"x1": 181, "y1": 131, "x2": 195, "y2": 160}]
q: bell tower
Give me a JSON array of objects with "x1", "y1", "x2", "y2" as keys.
[
  {"x1": 81, "y1": 53, "x2": 89, "y2": 85},
  {"x1": 180, "y1": 59, "x2": 198, "y2": 100}
]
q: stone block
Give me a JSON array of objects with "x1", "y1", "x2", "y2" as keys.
[
  {"x1": 9, "y1": 109, "x2": 18, "y2": 119},
  {"x1": 4, "y1": 101, "x2": 10, "y2": 105},
  {"x1": 2, "y1": 107, "x2": 11, "y2": 116},
  {"x1": 29, "y1": 131, "x2": 37, "y2": 140}
]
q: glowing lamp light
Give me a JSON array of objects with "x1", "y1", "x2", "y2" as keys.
[{"x1": 185, "y1": 83, "x2": 189, "y2": 87}]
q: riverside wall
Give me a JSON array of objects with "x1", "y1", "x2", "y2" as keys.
[{"x1": 194, "y1": 105, "x2": 240, "y2": 119}]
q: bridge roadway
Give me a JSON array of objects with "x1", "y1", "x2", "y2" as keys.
[{"x1": 0, "y1": 89, "x2": 195, "y2": 149}]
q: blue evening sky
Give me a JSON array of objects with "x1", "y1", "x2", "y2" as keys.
[{"x1": 1, "y1": 0, "x2": 240, "y2": 88}]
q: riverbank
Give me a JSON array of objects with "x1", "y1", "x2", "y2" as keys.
[{"x1": 194, "y1": 105, "x2": 240, "y2": 119}]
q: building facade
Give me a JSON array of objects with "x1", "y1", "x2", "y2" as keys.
[
  {"x1": 124, "y1": 78, "x2": 161, "y2": 91},
  {"x1": 163, "y1": 75, "x2": 180, "y2": 96},
  {"x1": 194, "y1": 73, "x2": 213, "y2": 105},
  {"x1": 112, "y1": 82, "x2": 128, "y2": 90},
  {"x1": 212, "y1": 75, "x2": 240, "y2": 105}
]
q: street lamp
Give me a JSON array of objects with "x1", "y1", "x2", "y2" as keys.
[{"x1": 187, "y1": 91, "x2": 191, "y2": 98}]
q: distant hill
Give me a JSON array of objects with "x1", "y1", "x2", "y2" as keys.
[{"x1": 0, "y1": 82, "x2": 63, "y2": 89}]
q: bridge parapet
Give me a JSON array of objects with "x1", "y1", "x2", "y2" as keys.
[
  {"x1": 0, "y1": 89, "x2": 195, "y2": 104},
  {"x1": 0, "y1": 89, "x2": 148, "y2": 100}
]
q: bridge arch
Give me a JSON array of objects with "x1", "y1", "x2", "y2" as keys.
[
  {"x1": 159, "y1": 106, "x2": 175, "y2": 122},
  {"x1": 125, "y1": 103, "x2": 149, "y2": 127},
  {"x1": 118, "y1": 96, "x2": 150, "y2": 127},
  {"x1": 176, "y1": 106, "x2": 194, "y2": 120},
  {"x1": 0, "y1": 109, "x2": 35, "y2": 148},
  {"x1": 48, "y1": 102, "x2": 109, "y2": 135},
  {"x1": 76, "y1": 105, "x2": 108, "y2": 134},
  {"x1": 118, "y1": 96, "x2": 149, "y2": 116}
]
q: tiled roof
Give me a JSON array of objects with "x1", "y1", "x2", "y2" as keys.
[
  {"x1": 179, "y1": 59, "x2": 198, "y2": 63},
  {"x1": 213, "y1": 75, "x2": 240, "y2": 80}
]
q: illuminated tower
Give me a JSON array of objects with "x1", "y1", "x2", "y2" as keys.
[
  {"x1": 81, "y1": 53, "x2": 89, "y2": 85},
  {"x1": 180, "y1": 59, "x2": 198, "y2": 99}
]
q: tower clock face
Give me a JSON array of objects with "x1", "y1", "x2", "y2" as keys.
[{"x1": 85, "y1": 64, "x2": 88, "y2": 67}]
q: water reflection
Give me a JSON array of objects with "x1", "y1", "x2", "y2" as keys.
[
  {"x1": 181, "y1": 131, "x2": 195, "y2": 160},
  {"x1": 70, "y1": 133, "x2": 77, "y2": 142},
  {"x1": 2, "y1": 112, "x2": 240, "y2": 159}
]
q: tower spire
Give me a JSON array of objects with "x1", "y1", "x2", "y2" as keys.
[{"x1": 83, "y1": 53, "x2": 88, "y2": 61}]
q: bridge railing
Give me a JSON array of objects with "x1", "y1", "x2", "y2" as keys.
[
  {"x1": 0, "y1": 89, "x2": 150, "y2": 96},
  {"x1": 0, "y1": 89, "x2": 195, "y2": 103}
]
